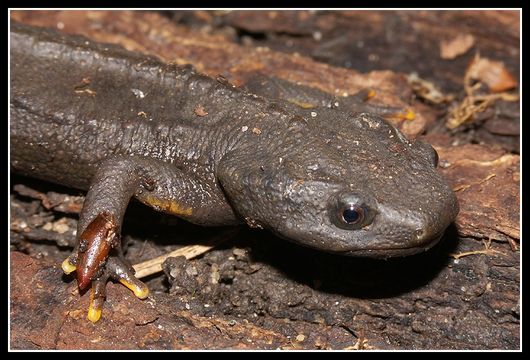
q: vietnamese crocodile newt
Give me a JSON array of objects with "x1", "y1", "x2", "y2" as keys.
[{"x1": 10, "y1": 22, "x2": 459, "y2": 322}]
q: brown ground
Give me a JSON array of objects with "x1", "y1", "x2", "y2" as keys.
[{"x1": 9, "y1": 10, "x2": 520, "y2": 350}]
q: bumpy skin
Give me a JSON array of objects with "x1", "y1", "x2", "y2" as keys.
[{"x1": 10, "y1": 23, "x2": 458, "y2": 300}]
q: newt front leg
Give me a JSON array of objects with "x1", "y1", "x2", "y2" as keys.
[{"x1": 61, "y1": 155, "x2": 233, "y2": 322}]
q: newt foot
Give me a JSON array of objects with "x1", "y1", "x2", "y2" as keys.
[{"x1": 61, "y1": 212, "x2": 149, "y2": 322}]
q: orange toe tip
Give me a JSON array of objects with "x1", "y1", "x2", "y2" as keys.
[
  {"x1": 61, "y1": 258, "x2": 76, "y2": 275},
  {"x1": 87, "y1": 305, "x2": 102, "y2": 323}
]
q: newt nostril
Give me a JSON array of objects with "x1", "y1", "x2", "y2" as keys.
[
  {"x1": 414, "y1": 226, "x2": 445, "y2": 247},
  {"x1": 414, "y1": 228, "x2": 425, "y2": 241}
]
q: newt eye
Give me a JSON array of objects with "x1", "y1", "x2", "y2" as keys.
[
  {"x1": 430, "y1": 147, "x2": 439, "y2": 167},
  {"x1": 330, "y1": 193, "x2": 374, "y2": 230},
  {"x1": 414, "y1": 139, "x2": 439, "y2": 167},
  {"x1": 341, "y1": 205, "x2": 364, "y2": 224}
]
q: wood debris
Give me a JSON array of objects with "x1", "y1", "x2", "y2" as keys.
[
  {"x1": 446, "y1": 54, "x2": 518, "y2": 129},
  {"x1": 440, "y1": 34, "x2": 475, "y2": 60}
]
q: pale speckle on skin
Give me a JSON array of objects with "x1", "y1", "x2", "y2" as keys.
[
  {"x1": 363, "y1": 116, "x2": 381, "y2": 129},
  {"x1": 131, "y1": 88, "x2": 146, "y2": 99}
]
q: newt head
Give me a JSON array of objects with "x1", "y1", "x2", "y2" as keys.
[{"x1": 218, "y1": 112, "x2": 459, "y2": 258}]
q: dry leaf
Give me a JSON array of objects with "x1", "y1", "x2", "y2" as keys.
[
  {"x1": 446, "y1": 91, "x2": 518, "y2": 129},
  {"x1": 466, "y1": 54, "x2": 517, "y2": 92},
  {"x1": 194, "y1": 104, "x2": 209, "y2": 117},
  {"x1": 407, "y1": 72, "x2": 453, "y2": 104},
  {"x1": 446, "y1": 53, "x2": 519, "y2": 129},
  {"x1": 440, "y1": 34, "x2": 475, "y2": 60}
]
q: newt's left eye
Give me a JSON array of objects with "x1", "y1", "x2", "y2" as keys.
[
  {"x1": 414, "y1": 139, "x2": 439, "y2": 167},
  {"x1": 341, "y1": 205, "x2": 364, "y2": 225},
  {"x1": 330, "y1": 193, "x2": 375, "y2": 230}
]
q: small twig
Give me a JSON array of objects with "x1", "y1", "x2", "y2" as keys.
[
  {"x1": 449, "y1": 249, "x2": 503, "y2": 260},
  {"x1": 449, "y1": 238, "x2": 506, "y2": 259},
  {"x1": 132, "y1": 228, "x2": 239, "y2": 279},
  {"x1": 133, "y1": 243, "x2": 216, "y2": 278},
  {"x1": 452, "y1": 173, "x2": 496, "y2": 192}
]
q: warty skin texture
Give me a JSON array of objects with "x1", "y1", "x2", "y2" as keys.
[{"x1": 10, "y1": 22, "x2": 459, "y2": 259}]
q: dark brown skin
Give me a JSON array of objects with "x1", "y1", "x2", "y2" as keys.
[{"x1": 10, "y1": 23, "x2": 459, "y2": 321}]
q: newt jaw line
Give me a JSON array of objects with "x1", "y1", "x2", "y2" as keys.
[{"x1": 339, "y1": 230, "x2": 446, "y2": 258}]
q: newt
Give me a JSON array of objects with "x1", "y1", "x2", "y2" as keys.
[{"x1": 10, "y1": 23, "x2": 459, "y2": 322}]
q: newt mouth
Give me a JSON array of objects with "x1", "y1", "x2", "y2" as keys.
[{"x1": 343, "y1": 230, "x2": 446, "y2": 258}]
